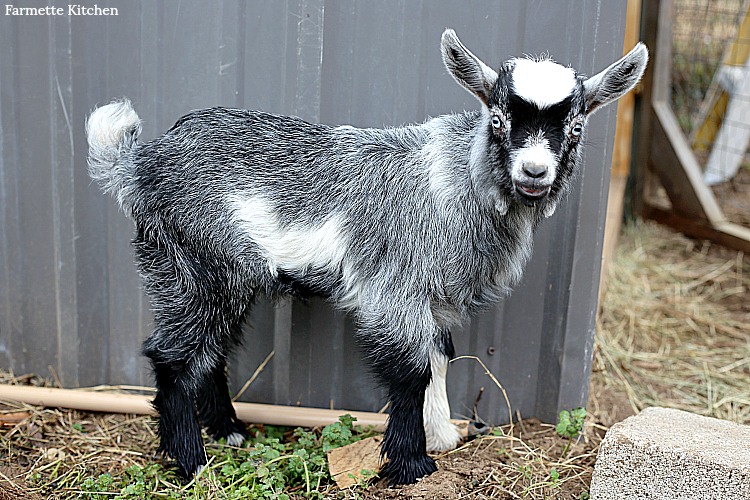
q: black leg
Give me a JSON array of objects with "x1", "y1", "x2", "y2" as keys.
[
  {"x1": 149, "y1": 359, "x2": 206, "y2": 478},
  {"x1": 357, "y1": 307, "x2": 439, "y2": 486},
  {"x1": 195, "y1": 362, "x2": 247, "y2": 445},
  {"x1": 378, "y1": 358, "x2": 437, "y2": 485},
  {"x1": 135, "y1": 233, "x2": 249, "y2": 478}
]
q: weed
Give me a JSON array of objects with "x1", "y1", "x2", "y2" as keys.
[
  {"x1": 347, "y1": 468, "x2": 379, "y2": 490},
  {"x1": 549, "y1": 468, "x2": 559, "y2": 486},
  {"x1": 63, "y1": 414, "x2": 373, "y2": 499},
  {"x1": 556, "y1": 407, "x2": 586, "y2": 457}
]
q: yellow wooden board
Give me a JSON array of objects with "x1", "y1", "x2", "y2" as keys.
[{"x1": 690, "y1": 7, "x2": 750, "y2": 152}]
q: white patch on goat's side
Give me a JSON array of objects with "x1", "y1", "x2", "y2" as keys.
[
  {"x1": 86, "y1": 99, "x2": 141, "y2": 149},
  {"x1": 510, "y1": 138, "x2": 557, "y2": 185},
  {"x1": 423, "y1": 350, "x2": 462, "y2": 451},
  {"x1": 227, "y1": 195, "x2": 361, "y2": 302},
  {"x1": 511, "y1": 58, "x2": 577, "y2": 108}
]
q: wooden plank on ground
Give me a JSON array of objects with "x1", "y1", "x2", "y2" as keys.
[{"x1": 644, "y1": 204, "x2": 750, "y2": 253}]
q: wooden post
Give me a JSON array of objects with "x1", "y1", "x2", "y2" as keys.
[{"x1": 600, "y1": 0, "x2": 643, "y2": 302}]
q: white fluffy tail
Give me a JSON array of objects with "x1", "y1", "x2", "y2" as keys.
[{"x1": 85, "y1": 99, "x2": 142, "y2": 214}]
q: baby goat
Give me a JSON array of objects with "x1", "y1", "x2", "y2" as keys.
[{"x1": 86, "y1": 30, "x2": 647, "y2": 485}]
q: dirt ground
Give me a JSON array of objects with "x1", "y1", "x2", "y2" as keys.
[
  {"x1": 0, "y1": 397, "x2": 617, "y2": 500},
  {"x1": 360, "y1": 419, "x2": 600, "y2": 500}
]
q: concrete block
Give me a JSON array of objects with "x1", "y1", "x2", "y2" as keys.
[{"x1": 590, "y1": 407, "x2": 750, "y2": 499}]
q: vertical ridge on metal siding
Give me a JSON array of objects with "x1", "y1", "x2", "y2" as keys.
[
  {"x1": 14, "y1": 12, "x2": 60, "y2": 380},
  {"x1": 49, "y1": 13, "x2": 81, "y2": 387},
  {"x1": 0, "y1": 15, "x2": 20, "y2": 371}
]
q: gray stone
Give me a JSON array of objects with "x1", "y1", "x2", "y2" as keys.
[{"x1": 590, "y1": 407, "x2": 750, "y2": 499}]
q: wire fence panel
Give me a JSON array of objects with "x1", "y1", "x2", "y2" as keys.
[{"x1": 672, "y1": 0, "x2": 750, "y2": 223}]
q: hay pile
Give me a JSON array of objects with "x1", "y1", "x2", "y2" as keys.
[{"x1": 595, "y1": 221, "x2": 750, "y2": 423}]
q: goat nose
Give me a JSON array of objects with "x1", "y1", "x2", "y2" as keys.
[{"x1": 522, "y1": 162, "x2": 547, "y2": 179}]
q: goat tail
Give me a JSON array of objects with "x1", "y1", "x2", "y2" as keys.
[{"x1": 85, "y1": 98, "x2": 142, "y2": 214}]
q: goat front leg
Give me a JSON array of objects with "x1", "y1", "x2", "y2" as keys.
[
  {"x1": 357, "y1": 308, "x2": 438, "y2": 485},
  {"x1": 378, "y1": 353, "x2": 437, "y2": 485},
  {"x1": 424, "y1": 330, "x2": 462, "y2": 451},
  {"x1": 147, "y1": 355, "x2": 206, "y2": 478}
]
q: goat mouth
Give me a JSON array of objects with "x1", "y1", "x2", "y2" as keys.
[{"x1": 515, "y1": 184, "x2": 550, "y2": 202}]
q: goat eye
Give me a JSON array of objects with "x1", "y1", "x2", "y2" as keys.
[
  {"x1": 570, "y1": 122, "x2": 583, "y2": 137},
  {"x1": 491, "y1": 115, "x2": 503, "y2": 130}
]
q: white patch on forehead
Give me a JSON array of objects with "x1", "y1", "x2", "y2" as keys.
[{"x1": 511, "y1": 58, "x2": 577, "y2": 108}]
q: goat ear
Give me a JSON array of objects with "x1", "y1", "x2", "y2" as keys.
[
  {"x1": 583, "y1": 42, "x2": 648, "y2": 115},
  {"x1": 441, "y1": 29, "x2": 498, "y2": 106}
]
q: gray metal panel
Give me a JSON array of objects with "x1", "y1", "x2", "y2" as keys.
[{"x1": 0, "y1": 0, "x2": 626, "y2": 424}]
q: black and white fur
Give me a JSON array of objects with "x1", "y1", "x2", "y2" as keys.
[{"x1": 86, "y1": 30, "x2": 647, "y2": 485}]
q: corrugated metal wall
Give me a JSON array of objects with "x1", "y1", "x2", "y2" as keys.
[{"x1": 0, "y1": 0, "x2": 627, "y2": 424}]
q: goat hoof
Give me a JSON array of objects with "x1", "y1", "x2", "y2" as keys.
[
  {"x1": 211, "y1": 422, "x2": 247, "y2": 447},
  {"x1": 225, "y1": 431, "x2": 246, "y2": 447},
  {"x1": 177, "y1": 456, "x2": 208, "y2": 481},
  {"x1": 159, "y1": 444, "x2": 207, "y2": 480},
  {"x1": 469, "y1": 420, "x2": 491, "y2": 437},
  {"x1": 381, "y1": 454, "x2": 437, "y2": 486}
]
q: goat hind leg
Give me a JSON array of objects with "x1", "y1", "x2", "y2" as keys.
[
  {"x1": 195, "y1": 359, "x2": 247, "y2": 447},
  {"x1": 148, "y1": 358, "x2": 206, "y2": 478},
  {"x1": 136, "y1": 234, "x2": 250, "y2": 477},
  {"x1": 139, "y1": 277, "x2": 231, "y2": 475}
]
